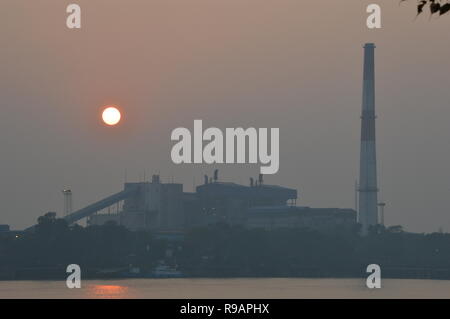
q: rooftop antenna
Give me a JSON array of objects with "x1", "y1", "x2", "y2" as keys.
[
  {"x1": 213, "y1": 169, "x2": 218, "y2": 183},
  {"x1": 62, "y1": 189, "x2": 72, "y2": 217}
]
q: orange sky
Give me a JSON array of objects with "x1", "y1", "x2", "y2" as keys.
[{"x1": 1, "y1": 0, "x2": 450, "y2": 232}]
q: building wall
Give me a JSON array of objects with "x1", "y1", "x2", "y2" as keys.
[
  {"x1": 120, "y1": 211, "x2": 148, "y2": 231},
  {"x1": 89, "y1": 179, "x2": 185, "y2": 231},
  {"x1": 163, "y1": 184, "x2": 184, "y2": 229},
  {"x1": 246, "y1": 207, "x2": 357, "y2": 231}
]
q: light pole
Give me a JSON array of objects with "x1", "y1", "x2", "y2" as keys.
[{"x1": 378, "y1": 202, "x2": 386, "y2": 226}]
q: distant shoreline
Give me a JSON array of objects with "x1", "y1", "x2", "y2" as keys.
[{"x1": 1, "y1": 269, "x2": 450, "y2": 281}]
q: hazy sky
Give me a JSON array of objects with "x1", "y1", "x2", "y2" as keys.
[{"x1": 1, "y1": 0, "x2": 449, "y2": 232}]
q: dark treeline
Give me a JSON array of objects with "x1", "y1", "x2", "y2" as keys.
[
  {"x1": 180, "y1": 224, "x2": 450, "y2": 278},
  {"x1": 0, "y1": 213, "x2": 166, "y2": 276},
  {"x1": 1, "y1": 213, "x2": 450, "y2": 279}
]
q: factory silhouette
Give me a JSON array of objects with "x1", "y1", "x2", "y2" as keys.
[
  {"x1": 59, "y1": 171, "x2": 355, "y2": 233},
  {"x1": 19, "y1": 43, "x2": 380, "y2": 235},
  {"x1": 16, "y1": 43, "x2": 380, "y2": 235}
]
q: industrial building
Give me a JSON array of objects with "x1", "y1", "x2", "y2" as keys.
[
  {"x1": 87, "y1": 174, "x2": 184, "y2": 231},
  {"x1": 32, "y1": 169, "x2": 357, "y2": 233},
  {"x1": 193, "y1": 174, "x2": 297, "y2": 226}
]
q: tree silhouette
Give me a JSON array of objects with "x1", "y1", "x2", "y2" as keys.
[{"x1": 402, "y1": 0, "x2": 450, "y2": 17}]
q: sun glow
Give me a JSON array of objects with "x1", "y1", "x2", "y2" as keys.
[{"x1": 102, "y1": 106, "x2": 121, "y2": 126}]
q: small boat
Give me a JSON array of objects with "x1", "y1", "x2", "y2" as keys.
[{"x1": 148, "y1": 264, "x2": 184, "y2": 278}]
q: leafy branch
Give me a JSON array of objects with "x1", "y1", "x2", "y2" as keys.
[{"x1": 402, "y1": 0, "x2": 450, "y2": 17}]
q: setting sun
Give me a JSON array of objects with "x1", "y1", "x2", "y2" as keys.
[{"x1": 102, "y1": 106, "x2": 121, "y2": 126}]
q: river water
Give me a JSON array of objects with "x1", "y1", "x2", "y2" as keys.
[{"x1": 1, "y1": 278, "x2": 450, "y2": 299}]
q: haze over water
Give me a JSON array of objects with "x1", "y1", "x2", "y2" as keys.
[{"x1": 1, "y1": 278, "x2": 450, "y2": 299}]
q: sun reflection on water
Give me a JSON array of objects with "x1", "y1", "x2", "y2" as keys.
[{"x1": 87, "y1": 284, "x2": 131, "y2": 299}]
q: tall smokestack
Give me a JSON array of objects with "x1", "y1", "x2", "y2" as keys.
[{"x1": 358, "y1": 43, "x2": 378, "y2": 235}]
